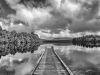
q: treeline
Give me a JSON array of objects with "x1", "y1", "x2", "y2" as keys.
[
  {"x1": 72, "y1": 35, "x2": 100, "y2": 48},
  {"x1": 0, "y1": 30, "x2": 40, "y2": 44}
]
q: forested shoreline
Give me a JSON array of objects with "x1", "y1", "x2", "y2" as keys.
[{"x1": 0, "y1": 26, "x2": 41, "y2": 58}]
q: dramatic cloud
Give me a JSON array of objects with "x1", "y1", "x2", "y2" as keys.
[
  {"x1": 43, "y1": 0, "x2": 100, "y2": 34},
  {"x1": 0, "y1": 0, "x2": 15, "y2": 18},
  {"x1": 4, "y1": 0, "x2": 52, "y2": 33},
  {"x1": 69, "y1": 0, "x2": 100, "y2": 33},
  {"x1": 4, "y1": 0, "x2": 73, "y2": 33},
  {"x1": 36, "y1": 29, "x2": 82, "y2": 39},
  {"x1": 0, "y1": 22, "x2": 9, "y2": 30},
  {"x1": 0, "y1": 0, "x2": 99, "y2": 38},
  {"x1": 69, "y1": 18, "x2": 100, "y2": 33}
]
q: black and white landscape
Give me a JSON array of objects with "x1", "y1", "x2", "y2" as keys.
[{"x1": 0, "y1": 0, "x2": 100, "y2": 75}]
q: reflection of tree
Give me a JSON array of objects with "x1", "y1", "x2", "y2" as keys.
[
  {"x1": 72, "y1": 35, "x2": 100, "y2": 48},
  {"x1": 0, "y1": 42, "x2": 40, "y2": 58},
  {"x1": 0, "y1": 26, "x2": 41, "y2": 58}
]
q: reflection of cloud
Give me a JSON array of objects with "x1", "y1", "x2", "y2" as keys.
[
  {"x1": 15, "y1": 61, "x2": 33, "y2": 75},
  {"x1": 35, "y1": 44, "x2": 54, "y2": 54},
  {"x1": 54, "y1": 45, "x2": 100, "y2": 71},
  {"x1": 67, "y1": 50, "x2": 100, "y2": 70},
  {"x1": 0, "y1": 52, "x2": 40, "y2": 75},
  {"x1": 54, "y1": 45, "x2": 100, "y2": 53}
]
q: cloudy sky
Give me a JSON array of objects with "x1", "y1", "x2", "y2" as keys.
[{"x1": 0, "y1": 0, "x2": 100, "y2": 39}]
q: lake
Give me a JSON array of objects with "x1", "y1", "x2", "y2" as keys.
[{"x1": 0, "y1": 43, "x2": 100, "y2": 75}]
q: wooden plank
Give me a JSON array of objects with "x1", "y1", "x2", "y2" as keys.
[
  {"x1": 51, "y1": 47, "x2": 74, "y2": 75},
  {"x1": 31, "y1": 47, "x2": 74, "y2": 75},
  {"x1": 31, "y1": 48, "x2": 46, "y2": 75}
]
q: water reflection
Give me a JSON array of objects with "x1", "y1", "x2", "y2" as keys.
[
  {"x1": 1, "y1": 42, "x2": 100, "y2": 75},
  {"x1": 0, "y1": 42, "x2": 40, "y2": 58},
  {"x1": 0, "y1": 49, "x2": 41, "y2": 75},
  {"x1": 54, "y1": 45, "x2": 100, "y2": 75},
  {"x1": 72, "y1": 35, "x2": 100, "y2": 48}
]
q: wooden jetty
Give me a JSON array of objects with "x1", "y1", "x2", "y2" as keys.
[{"x1": 31, "y1": 46, "x2": 74, "y2": 75}]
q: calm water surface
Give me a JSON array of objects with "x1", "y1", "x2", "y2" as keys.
[
  {"x1": 36, "y1": 44, "x2": 100, "y2": 75},
  {"x1": 1, "y1": 44, "x2": 100, "y2": 75}
]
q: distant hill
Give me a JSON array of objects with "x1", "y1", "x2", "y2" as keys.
[
  {"x1": 53, "y1": 37, "x2": 73, "y2": 40},
  {"x1": 42, "y1": 37, "x2": 73, "y2": 44}
]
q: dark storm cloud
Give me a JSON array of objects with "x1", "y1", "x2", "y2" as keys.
[
  {"x1": 38, "y1": 0, "x2": 100, "y2": 34},
  {"x1": 2, "y1": 0, "x2": 100, "y2": 35},
  {"x1": 4, "y1": 0, "x2": 73, "y2": 33},
  {"x1": 69, "y1": 19, "x2": 100, "y2": 33},
  {"x1": 33, "y1": 0, "x2": 46, "y2": 3},
  {"x1": 38, "y1": 10, "x2": 72, "y2": 33},
  {"x1": 14, "y1": 20, "x2": 28, "y2": 26},
  {"x1": 69, "y1": 0, "x2": 100, "y2": 33},
  {"x1": 0, "y1": 0, "x2": 15, "y2": 18},
  {"x1": 5, "y1": 0, "x2": 49, "y2": 32},
  {"x1": 82, "y1": 0, "x2": 99, "y2": 21},
  {"x1": 20, "y1": 0, "x2": 46, "y2": 4},
  {"x1": 0, "y1": 4, "x2": 4, "y2": 13},
  {"x1": 19, "y1": 0, "x2": 46, "y2": 8}
]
